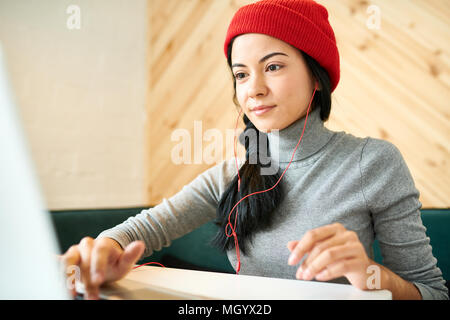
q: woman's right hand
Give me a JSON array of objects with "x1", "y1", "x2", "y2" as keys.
[{"x1": 61, "y1": 237, "x2": 145, "y2": 300}]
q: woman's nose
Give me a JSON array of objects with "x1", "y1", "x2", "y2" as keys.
[{"x1": 247, "y1": 74, "x2": 268, "y2": 98}]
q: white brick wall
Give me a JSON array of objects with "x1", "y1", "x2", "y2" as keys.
[{"x1": 0, "y1": 0, "x2": 147, "y2": 210}]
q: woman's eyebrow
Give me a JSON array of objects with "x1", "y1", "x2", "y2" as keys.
[{"x1": 231, "y1": 52, "x2": 288, "y2": 68}]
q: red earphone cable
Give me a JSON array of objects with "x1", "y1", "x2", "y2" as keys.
[
  {"x1": 229, "y1": 86, "x2": 318, "y2": 274},
  {"x1": 133, "y1": 261, "x2": 165, "y2": 269}
]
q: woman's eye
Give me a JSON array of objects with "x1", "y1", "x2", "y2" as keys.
[
  {"x1": 235, "y1": 65, "x2": 282, "y2": 80},
  {"x1": 267, "y1": 64, "x2": 282, "y2": 72},
  {"x1": 235, "y1": 72, "x2": 246, "y2": 80}
]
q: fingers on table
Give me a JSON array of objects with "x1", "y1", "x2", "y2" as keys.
[
  {"x1": 298, "y1": 242, "x2": 361, "y2": 281},
  {"x1": 303, "y1": 230, "x2": 358, "y2": 270},
  {"x1": 78, "y1": 236, "x2": 98, "y2": 299},
  {"x1": 288, "y1": 223, "x2": 344, "y2": 266},
  {"x1": 61, "y1": 244, "x2": 81, "y2": 297},
  {"x1": 90, "y1": 239, "x2": 113, "y2": 286},
  {"x1": 118, "y1": 241, "x2": 145, "y2": 273}
]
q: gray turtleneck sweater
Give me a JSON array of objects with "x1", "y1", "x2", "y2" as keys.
[{"x1": 98, "y1": 107, "x2": 448, "y2": 300}]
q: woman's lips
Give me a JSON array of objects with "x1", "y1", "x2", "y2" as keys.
[{"x1": 252, "y1": 105, "x2": 276, "y2": 116}]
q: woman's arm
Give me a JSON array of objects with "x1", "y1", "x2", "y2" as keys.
[
  {"x1": 287, "y1": 223, "x2": 422, "y2": 299},
  {"x1": 360, "y1": 138, "x2": 448, "y2": 300},
  {"x1": 373, "y1": 259, "x2": 421, "y2": 300},
  {"x1": 97, "y1": 158, "x2": 243, "y2": 258}
]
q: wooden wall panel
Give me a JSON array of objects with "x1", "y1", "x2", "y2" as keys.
[{"x1": 146, "y1": 0, "x2": 449, "y2": 208}]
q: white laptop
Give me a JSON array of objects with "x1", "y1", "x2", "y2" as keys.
[{"x1": 0, "y1": 44, "x2": 69, "y2": 299}]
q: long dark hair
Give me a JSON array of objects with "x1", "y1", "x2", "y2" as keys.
[{"x1": 211, "y1": 37, "x2": 332, "y2": 254}]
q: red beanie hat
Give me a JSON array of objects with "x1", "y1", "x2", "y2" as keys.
[{"x1": 224, "y1": 0, "x2": 340, "y2": 92}]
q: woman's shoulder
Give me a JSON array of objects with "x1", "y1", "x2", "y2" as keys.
[
  {"x1": 360, "y1": 136, "x2": 405, "y2": 165},
  {"x1": 175, "y1": 158, "x2": 243, "y2": 205},
  {"x1": 194, "y1": 157, "x2": 243, "y2": 191},
  {"x1": 203, "y1": 157, "x2": 244, "y2": 177},
  {"x1": 333, "y1": 130, "x2": 403, "y2": 161}
]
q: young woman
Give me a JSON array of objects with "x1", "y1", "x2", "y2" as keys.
[{"x1": 61, "y1": 0, "x2": 448, "y2": 300}]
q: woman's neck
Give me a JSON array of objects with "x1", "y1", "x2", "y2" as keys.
[{"x1": 266, "y1": 107, "x2": 335, "y2": 163}]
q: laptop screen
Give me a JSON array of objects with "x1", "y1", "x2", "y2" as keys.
[{"x1": 0, "y1": 44, "x2": 69, "y2": 299}]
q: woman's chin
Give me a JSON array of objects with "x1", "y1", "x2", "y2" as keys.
[
  {"x1": 253, "y1": 123, "x2": 279, "y2": 134},
  {"x1": 248, "y1": 114, "x2": 287, "y2": 133}
]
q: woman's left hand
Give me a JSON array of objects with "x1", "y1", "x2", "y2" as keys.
[{"x1": 287, "y1": 222, "x2": 373, "y2": 290}]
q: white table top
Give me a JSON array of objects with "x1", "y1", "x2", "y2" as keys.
[{"x1": 92, "y1": 266, "x2": 392, "y2": 300}]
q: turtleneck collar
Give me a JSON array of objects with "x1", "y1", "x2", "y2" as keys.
[{"x1": 266, "y1": 107, "x2": 335, "y2": 163}]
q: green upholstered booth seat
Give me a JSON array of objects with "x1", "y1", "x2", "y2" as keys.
[{"x1": 50, "y1": 208, "x2": 449, "y2": 281}]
